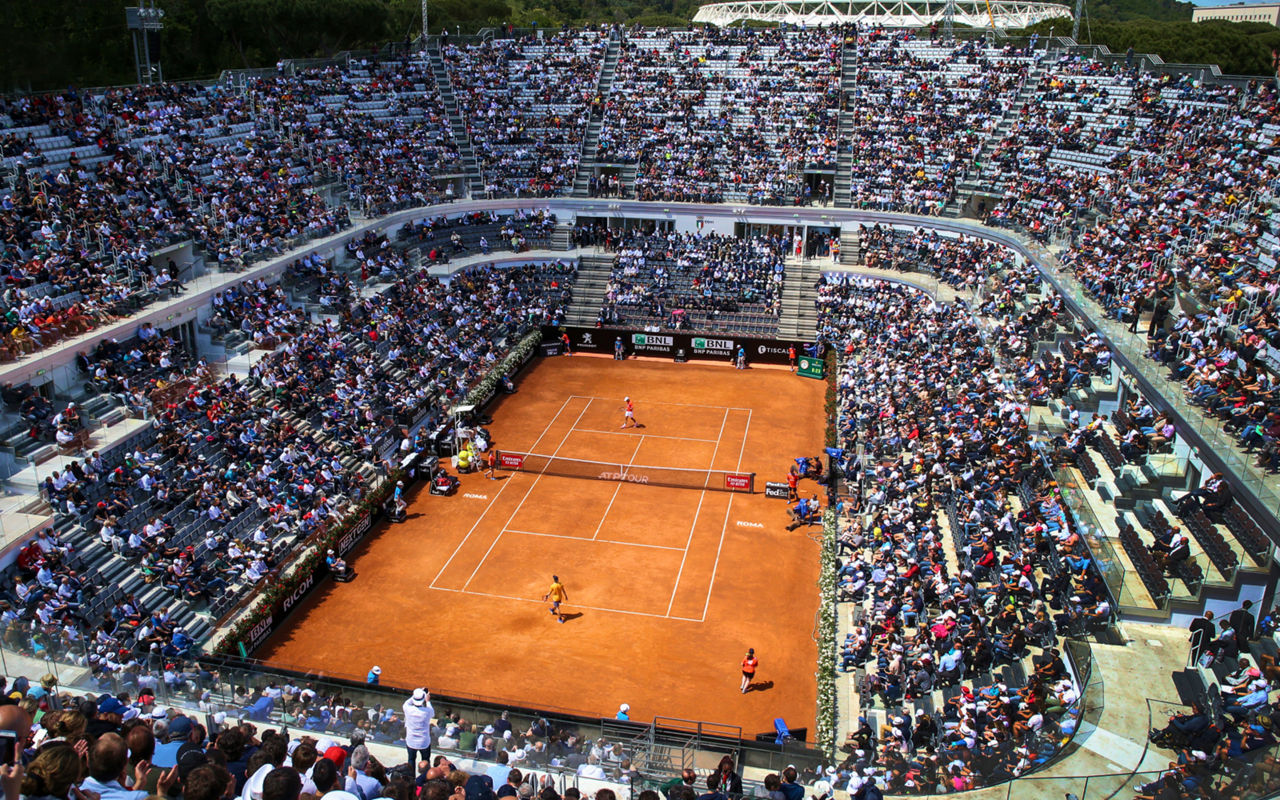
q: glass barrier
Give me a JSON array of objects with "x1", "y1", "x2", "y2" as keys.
[
  {"x1": 1031, "y1": 431, "x2": 1132, "y2": 612},
  {"x1": 25, "y1": 648, "x2": 829, "y2": 781},
  {"x1": 1039, "y1": 250, "x2": 1280, "y2": 524}
]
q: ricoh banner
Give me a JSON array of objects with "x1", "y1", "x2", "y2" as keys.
[{"x1": 543, "y1": 326, "x2": 812, "y2": 366}]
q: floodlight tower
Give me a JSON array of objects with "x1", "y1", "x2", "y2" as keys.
[
  {"x1": 1072, "y1": 0, "x2": 1083, "y2": 40},
  {"x1": 943, "y1": 0, "x2": 957, "y2": 38},
  {"x1": 422, "y1": 0, "x2": 429, "y2": 43},
  {"x1": 126, "y1": 1, "x2": 166, "y2": 85}
]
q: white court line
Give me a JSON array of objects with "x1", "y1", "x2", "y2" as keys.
[
  {"x1": 575, "y1": 428, "x2": 719, "y2": 444},
  {"x1": 433, "y1": 585, "x2": 702, "y2": 622},
  {"x1": 461, "y1": 399, "x2": 593, "y2": 591},
  {"x1": 429, "y1": 396, "x2": 576, "y2": 589},
  {"x1": 697, "y1": 408, "x2": 752, "y2": 622},
  {"x1": 665, "y1": 407, "x2": 730, "y2": 617},
  {"x1": 505, "y1": 528, "x2": 685, "y2": 551},
  {"x1": 591, "y1": 436, "x2": 645, "y2": 541},
  {"x1": 569, "y1": 394, "x2": 751, "y2": 412}
]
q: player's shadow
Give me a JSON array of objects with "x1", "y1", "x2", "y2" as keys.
[
  {"x1": 561, "y1": 612, "x2": 585, "y2": 623},
  {"x1": 745, "y1": 680, "x2": 774, "y2": 693},
  {"x1": 405, "y1": 512, "x2": 426, "y2": 520}
]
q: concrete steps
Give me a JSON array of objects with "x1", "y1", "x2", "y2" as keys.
[
  {"x1": 570, "y1": 35, "x2": 621, "y2": 198},
  {"x1": 778, "y1": 257, "x2": 822, "y2": 339},
  {"x1": 427, "y1": 40, "x2": 485, "y2": 197}
]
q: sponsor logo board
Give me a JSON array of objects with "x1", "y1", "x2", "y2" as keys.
[
  {"x1": 764, "y1": 481, "x2": 790, "y2": 499},
  {"x1": 247, "y1": 614, "x2": 276, "y2": 652},
  {"x1": 281, "y1": 572, "x2": 317, "y2": 615},
  {"x1": 724, "y1": 473, "x2": 753, "y2": 491},
  {"x1": 499, "y1": 453, "x2": 525, "y2": 469},
  {"x1": 692, "y1": 337, "x2": 734, "y2": 354},
  {"x1": 337, "y1": 512, "x2": 374, "y2": 556},
  {"x1": 631, "y1": 333, "x2": 674, "y2": 353}
]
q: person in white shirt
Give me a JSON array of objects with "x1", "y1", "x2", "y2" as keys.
[
  {"x1": 577, "y1": 755, "x2": 607, "y2": 780},
  {"x1": 403, "y1": 688, "x2": 435, "y2": 770}
]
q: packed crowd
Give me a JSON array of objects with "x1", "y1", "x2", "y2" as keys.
[
  {"x1": 845, "y1": 32, "x2": 1037, "y2": 214},
  {"x1": 597, "y1": 231, "x2": 785, "y2": 332},
  {"x1": 813, "y1": 274, "x2": 1116, "y2": 793},
  {"x1": 0, "y1": 669, "x2": 853, "y2": 800},
  {"x1": 443, "y1": 31, "x2": 608, "y2": 197},
  {"x1": 396, "y1": 209, "x2": 560, "y2": 263},
  {"x1": 595, "y1": 27, "x2": 841, "y2": 204},
  {"x1": 856, "y1": 225, "x2": 1020, "y2": 292},
  {"x1": 981, "y1": 64, "x2": 1280, "y2": 477},
  {"x1": 0, "y1": 55, "x2": 469, "y2": 359},
  {"x1": 5, "y1": 255, "x2": 575, "y2": 679}
]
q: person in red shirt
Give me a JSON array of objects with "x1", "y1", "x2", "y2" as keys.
[
  {"x1": 785, "y1": 468, "x2": 799, "y2": 501},
  {"x1": 788, "y1": 345, "x2": 797, "y2": 372},
  {"x1": 621, "y1": 397, "x2": 640, "y2": 429},
  {"x1": 740, "y1": 648, "x2": 759, "y2": 694}
]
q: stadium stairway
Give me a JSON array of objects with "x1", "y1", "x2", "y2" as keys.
[
  {"x1": 1018, "y1": 295, "x2": 1272, "y2": 622},
  {"x1": 832, "y1": 48, "x2": 857, "y2": 209},
  {"x1": 425, "y1": 43, "x2": 485, "y2": 198},
  {"x1": 778, "y1": 257, "x2": 822, "y2": 339},
  {"x1": 945, "y1": 53, "x2": 1053, "y2": 219},
  {"x1": 837, "y1": 229, "x2": 860, "y2": 267},
  {"x1": 564, "y1": 254, "x2": 617, "y2": 326},
  {"x1": 570, "y1": 35, "x2": 621, "y2": 199}
]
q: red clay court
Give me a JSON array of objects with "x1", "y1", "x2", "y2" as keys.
[{"x1": 258, "y1": 356, "x2": 826, "y2": 735}]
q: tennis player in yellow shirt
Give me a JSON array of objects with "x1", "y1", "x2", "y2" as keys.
[{"x1": 543, "y1": 575, "x2": 569, "y2": 624}]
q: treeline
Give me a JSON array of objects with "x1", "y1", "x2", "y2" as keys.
[
  {"x1": 1016, "y1": 18, "x2": 1280, "y2": 76},
  {"x1": 1009, "y1": 0, "x2": 1280, "y2": 77},
  {"x1": 0, "y1": 0, "x2": 1277, "y2": 91},
  {"x1": 0, "y1": 0, "x2": 692, "y2": 91}
]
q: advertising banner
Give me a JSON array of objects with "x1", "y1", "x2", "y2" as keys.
[
  {"x1": 499, "y1": 452, "x2": 526, "y2": 469},
  {"x1": 543, "y1": 326, "x2": 812, "y2": 366},
  {"x1": 242, "y1": 506, "x2": 384, "y2": 656},
  {"x1": 764, "y1": 481, "x2": 791, "y2": 499},
  {"x1": 724, "y1": 473, "x2": 754, "y2": 492}
]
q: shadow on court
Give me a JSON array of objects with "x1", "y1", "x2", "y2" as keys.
[{"x1": 745, "y1": 680, "x2": 774, "y2": 693}]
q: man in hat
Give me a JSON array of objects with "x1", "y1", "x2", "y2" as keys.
[
  {"x1": 154, "y1": 713, "x2": 196, "y2": 768},
  {"x1": 403, "y1": 688, "x2": 434, "y2": 772},
  {"x1": 366, "y1": 666, "x2": 381, "y2": 685}
]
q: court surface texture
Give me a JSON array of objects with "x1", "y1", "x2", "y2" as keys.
[{"x1": 259, "y1": 355, "x2": 826, "y2": 734}]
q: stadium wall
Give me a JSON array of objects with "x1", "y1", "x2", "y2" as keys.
[{"x1": 541, "y1": 324, "x2": 815, "y2": 365}]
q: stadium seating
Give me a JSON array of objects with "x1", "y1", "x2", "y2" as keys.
[{"x1": 3, "y1": 29, "x2": 1280, "y2": 798}]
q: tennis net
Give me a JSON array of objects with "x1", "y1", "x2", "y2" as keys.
[{"x1": 496, "y1": 452, "x2": 754, "y2": 493}]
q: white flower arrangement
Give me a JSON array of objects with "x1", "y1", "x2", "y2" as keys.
[
  {"x1": 463, "y1": 330, "x2": 541, "y2": 409},
  {"x1": 815, "y1": 507, "x2": 839, "y2": 758}
]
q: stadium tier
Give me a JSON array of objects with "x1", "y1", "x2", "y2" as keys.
[{"x1": 0, "y1": 24, "x2": 1278, "y2": 800}]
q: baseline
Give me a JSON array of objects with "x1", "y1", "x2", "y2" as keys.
[{"x1": 569, "y1": 394, "x2": 751, "y2": 412}]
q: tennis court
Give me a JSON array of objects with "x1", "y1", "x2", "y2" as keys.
[{"x1": 258, "y1": 356, "x2": 827, "y2": 734}]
